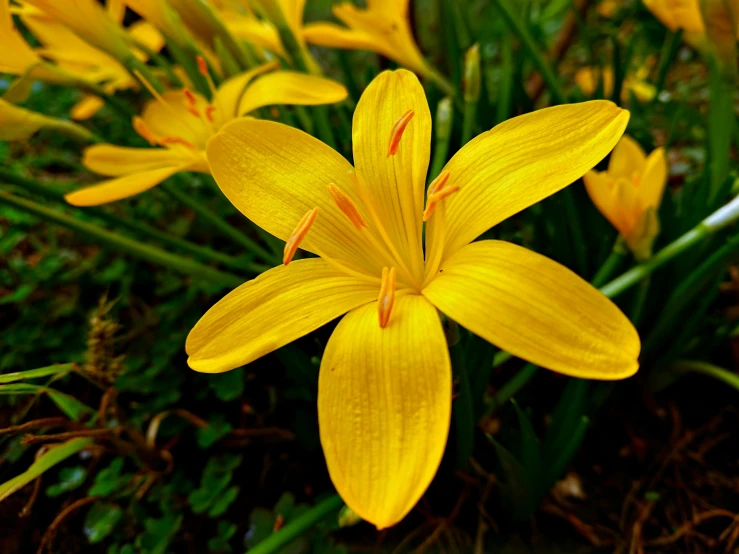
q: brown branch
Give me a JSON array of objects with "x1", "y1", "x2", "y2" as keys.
[
  {"x1": 21, "y1": 428, "x2": 116, "y2": 445},
  {"x1": 0, "y1": 417, "x2": 70, "y2": 436},
  {"x1": 37, "y1": 496, "x2": 99, "y2": 554}
]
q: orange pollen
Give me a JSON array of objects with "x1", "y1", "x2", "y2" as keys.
[
  {"x1": 283, "y1": 208, "x2": 318, "y2": 265},
  {"x1": 196, "y1": 55, "x2": 209, "y2": 77},
  {"x1": 132, "y1": 116, "x2": 157, "y2": 146},
  {"x1": 427, "y1": 170, "x2": 450, "y2": 196},
  {"x1": 328, "y1": 184, "x2": 367, "y2": 230},
  {"x1": 377, "y1": 267, "x2": 397, "y2": 328},
  {"x1": 183, "y1": 89, "x2": 200, "y2": 117},
  {"x1": 159, "y1": 136, "x2": 196, "y2": 149},
  {"x1": 387, "y1": 109, "x2": 415, "y2": 157},
  {"x1": 205, "y1": 105, "x2": 216, "y2": 122},
  {"x1": 423, "y1": 185, "x2": 460, "y2": 221}
]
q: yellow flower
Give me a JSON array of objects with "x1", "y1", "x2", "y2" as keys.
[
  {"x1": 574, "y1": 66, "x2": 657, "y2": 103},
  {"x1": 16, "y1": 5, "x2": 160, "y2": 120},
  {"x1": 584, "y1": 135, "x2": 668, "y2": 260},
  {"x1": 20, "y1": 0, "x2": 134, "y2": 63},
  {"x1": 0, "y1": 98, "x2": 91, "y2": 141},
  {"x1": 302, "y1": 0, "x2": 435, "y2": 80},
  {"x1": 643, "y1": 0, "x2": 739, "y2": 45},
  {"x1": 187, "y1": 70, "x2": 640, "y2": 528},
  {"x1": 65, "y1": 64, "x2": 348, "y2": 206},
  {"x1": 210, "y1": 0, "x2": 284, "y2": 56}
]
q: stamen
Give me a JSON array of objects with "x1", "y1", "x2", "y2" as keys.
[
  {"x1": 205, "y1": 105, "x2": 216, "y2": 123},
  {"x1": 183, "y1": 89, "x2": 201, "y2": 117},
  {"x1": 196, "y1": 55, "x2": 209, "y2": 77},
  {"x1": 283, "y1": 208, "x2": 318, "y2": 265},
  {"x1": 427, "y1": 170, "x2": 450, "y2": 197},
  {"x1": 133, "y1": 116, "x2": 157, "y2": 146},
  {"x1": 423, "y1": 185, "x2": 460, "y2": 221},
  {"x1": 160, "y1": 136, "x2": 196, "y2": 149},
  {"x1": 328, "y1": 184, "x2": 367, "y2": 230},
  {"x1": 377, "y1": 267, "x2": 397, "y2": 328},
  {"x1": 387, "y1": 109, "x2": 415, "y2": 157}
]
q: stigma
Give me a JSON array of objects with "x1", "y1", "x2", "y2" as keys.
[
  {"x1": 283, "y1": 208, "x2": 318, "y2": 265},
  {"x1": 328, "y1": 184, "x2": 367, "y2": 230},
  {"x1": 387, "y1": 109, "x2": 414, "y2": 157},
  {"x1": 377, "y1": 267, "x2": 397, "y2": 328}
]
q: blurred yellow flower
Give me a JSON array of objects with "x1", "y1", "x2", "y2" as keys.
[
  {"x1": 303, "y1": 0, "x2": 438, "y2": 82},
  {"x1": 643, "y1": 0, "x2": 739, "y2": 46},
  {"x1": 584, "y1": 135, "x2": 668, "y2": 260},
  {"x1": 574, "y1": 65, "x2": 657, "y2": 102},
  {"x1": 20, "y1": 0, "x2": 134, "y2": 63},
  {"x1": 0, "y1": 98, "x2": 92, "y2": 141},
  {"x1": 188, "y1": 70, "x2": 640, "y2": 528},
  {"x1": 65, "y1": 64, "x2": 348, "y2": 206}
]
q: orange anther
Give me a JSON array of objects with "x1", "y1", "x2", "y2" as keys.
[
  {"x1": 423, "y1": 185, "x2": 460, "y2": 221},
  {"x1": 427, "y1": 170, "x2": 450, "y2": 196},
  {"x1": 160, "y1": 136, "x2": 196, "y2": 149},
  {"x1": 205, "y1": 105, "x2": 216, "y2": 122},
  {"x1": 377, "y1": 267, "x2": 397, "y2": 328},
  {"x1": 196, "y1": 55, "x2": 209, "y2": 77},
  {"x1": 183, "y1": 89, "x2": 200, "y2": 117},
  {"x1": 328, "y1": 184, "x2": 367, "y2": 230},
  {"x1": 387, "y1": 109, "x2": 414, "y2": 157},
  {"x1": 283, "y1": 208, "x2": 318, "y2": 265},
  {"x1": 133, "y1": 116, "x2": 157, "y2": 146}
]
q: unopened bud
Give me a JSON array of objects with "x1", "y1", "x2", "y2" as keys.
[{"x1": 463, "y1": 43, "x2": 481, "y2": 103}]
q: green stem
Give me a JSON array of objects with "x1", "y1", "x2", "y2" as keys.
[
  {"x1": 126, "y1": 56, "x2": 166, "y2": 93},
  {"x1": 494, "y1": 0, "x2": 567, "y2": 104},
  {"x1": 160, "y1": 181, "x2": 277, "y2": 264},
  {"x1": 673, "y1": 360, "x2": 739, "y2": 392},
  {"x1": 0, "y1": 192, "x2": 242, "y2": 289},
  {"x1": 653, "y1": 28, "x2": 683, "y2": 96},
  {"x1": 247, "y1": 495, "x2": 343, "y2": 554},
  {"x1": 629, "y1": 276, "x2": 650, "y2": 326},
  {"x1": 591, "y1": 237, "x2": 627, "y2": 288},
  {"x1": 492, "y1": 363, "x2": 537, "y2": 412},
  {"x1": 599, "y1": 226, "x2": 707, "y2": 298},
  {"x1": 461, "y1": 99, "x2": 477, "y2": 146},
  {"x1": 561, "y1": 188, "x2": 588, "y2": 275},
  {"x1": 706, "y1": 55, "x2": 735, "y2": 205},
  {"x1": 47, "y1": 120, "x2": 101, "y2": 144},
  {"x1": 0, "y1": 170, "x2": 260, "y2": 273}
]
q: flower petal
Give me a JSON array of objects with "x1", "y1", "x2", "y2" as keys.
[
  {"x1": 436, "y1": 101, "x2": 629, "y2": 260},
  {"x1": 608, "y1": 135, "x2": 646, "y2": 180},
  {"x1": 82, "y1": 144, "x2": 201, "y2": 176},
  {"x1": 352, "y1": 69, "x2": 431, "y2": 281},
  {"x1": 215, "y1": 62, "x2": 278, "y2": 122},
  {"x1": 237, "y1": 72, "x2": 347, "y2": 116},
  {"x1": 70, "y1": 94, "x2": 105, "y2": 121},
  {"x1": 65, "y1": 166, "x2": 181, "y2": 206},
  {"x1": 423, "y1": 240, "x2": 640, "y2": 379},
  {"x1": 206, "y1": 118, "x2": 386, "y2": 273},
  {"x1": 303, "y1": 22, "x2": 378, "y2": 50},
  {"x1": 640, "y1": 147, "x2": 668, "y2": 210},
  {"x1": 318, "y1": 294, "x2": 451, "y2": 529},
  {"x1": 583, "y1": 171, "x2": 628, "y2": 235},
  {"x1": 187, "y1": 259, "x2": 377, "y2": 373},
  {"x1": 141, "y1": 90, "x2": 211, "y2": 150}
]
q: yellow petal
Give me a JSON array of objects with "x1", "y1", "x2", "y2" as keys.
[
  {"x1": 639, "y1": 147, "x2": 668, "y2": 210},
  {"x1": 65, "y1": 166, "x2": 182, "y2": 206},
  {"x1": 141, "y1": 90, "x2": 211, "y2": 150},
  {"x1": 302, "y1": 22, "x2": 378, "y2": 51},
  {"x1": 82, "y1": 144, "x2": 203, "y2": 176},
  {"x1": 352, "y1": 69, "x2": 430, "y2": 281},
  {"x1": 187, "y1": 259, "x2": 377, "y2": 373},
  {"x1": 608, "y1": 135, "x2": 646, "y2": 180},
  {"x1": 128, "y1": 20, "x2": 165, "y2": 53},
  {"x1": 583, "y1": 170, "x2": 630, "y2": 236},
  {"x1": 70, "y1": 95, "x2": 106, "y2": 121},
  {"x1": 435, "y1": 101, "x2": 629, "y2": 260},
  {"x1": 206, "y1": 118, "x2": 386, "y2": 273},
  {"x1": 423, "y1": 240, "x2": 640, "y2": 379},
  {"x1": 226, "y1": 18, "x2": 284, "y2": 55},
  {"x1": 318, "y1": 294, "x2": 451, "y2": 529},
  {"x1": 237, "y1": 72, "x2": 348, "y2": 116},
  {"x1": 0, "y1": 98, "x2": 55, "y2": 140},
  {"x1": 214, "y1": 62, "x2": 278, "y2": 123}
]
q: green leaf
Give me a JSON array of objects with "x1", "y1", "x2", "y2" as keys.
[
  {"x1": 0, "y1": 438, "x2": 92, "y2": 502},
  {"x1": 138, "y1": 515, "x2": 183, "y2": 554},
  {"x1": 196, "y1": 414, "x2": 233, "y2": 449},
  {"x1": 46, "y1": 465, "x2": 87, "y2": 497},
  {"x1": 208, "y1": 485, "x2": 239, "y2": 517},
  {"x1": 487, "y1": 435, "x2": 535, "y2": 520},
  {"x1": 546, "y1": 416, "x2": 590, "y2": 486},
  {"x1": 542, "y1": 378, "x2": 589, "y2": 463},
  {"x1": 89, "y1": 458, "x2": 134, "y2": 498},
  {"x1": 0, "y1": 382, "x2": 94, "y2": 422},
  {"x1": 0, "y1": 363, "x2": 75, "y2": 383},
  {"x1": 208, "y1": 368, "x2": 245, "y2": 402},
  {"x1": 84, "y1": 503, "x2": 124, "y2": 544},
  {"x1": 511, "y1": 399, "x2": 541, "y2": 497}
]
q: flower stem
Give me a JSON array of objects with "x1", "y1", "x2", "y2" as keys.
[
  {"x1": 491, "y1": 363, "x2": 538, "y2": 412},
  {"x1": 47, "y1": 119, "x2": 101, "y2": 144},
  {"x1": 428, "y1": 97, "x2": 454, "y2": 181},
  {"x1": 494, "y1": 0, "x2": 567, "y2": 104},
  {"x1": 0, "y1": 191, "x2": 243, "y2": 289},
  {"x1": 652, "y1": 28, "x2": 683, "y2": 96},
  {"x1": 160, "y1": 180, "x2": 278, "y2": 264},
  {"x1": 247, "y1": 495, "x2": 343, "y2": 554},
  {"x1": 590, "y1": 236, "x2": 627, "y2": 288}
]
